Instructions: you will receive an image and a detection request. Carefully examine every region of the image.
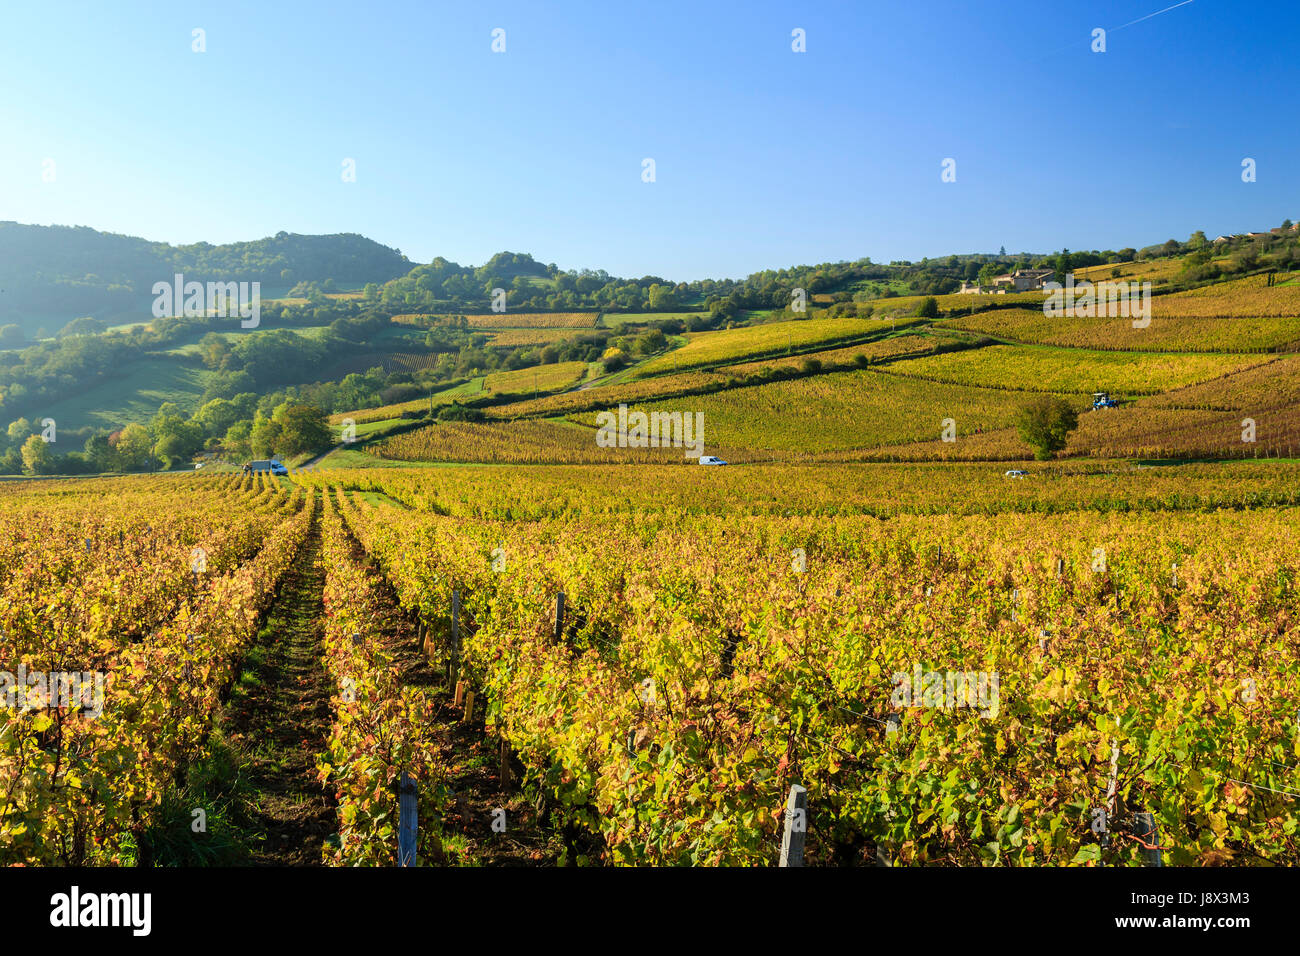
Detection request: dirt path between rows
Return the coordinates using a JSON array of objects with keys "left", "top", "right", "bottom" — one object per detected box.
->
[
  {"left": 334, "top": 499, "right": 564, "bottom": 865},
  {"left": 222, "top": 510, "right": 337, "bottom": 865}
]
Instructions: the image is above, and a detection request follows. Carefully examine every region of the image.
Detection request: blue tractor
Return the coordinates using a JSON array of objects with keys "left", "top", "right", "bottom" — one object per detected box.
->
[{"left": 1092, "top": 391, "right": 1120, "bottom": 410}]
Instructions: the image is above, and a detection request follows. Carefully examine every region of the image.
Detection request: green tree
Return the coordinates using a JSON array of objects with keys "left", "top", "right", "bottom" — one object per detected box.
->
[
  {"left": 196, "top": 398, "right": 240, "bottom": 438},
  {"left": 198, "top": 332, "right": 233, "bottom": 371},
  {"left": 250, "top": 415, "right": 282, "bottom": 458},
  {"left": 57, "top": 316, "right": 107, "bottom": 337},
  {"left": 274, "top": 403, "right": 331, "bottom": 456},
  {"left": 635, "top": 328, "right": 667, "bottom": 354},
  {"left": 1015, "top": 396, "right": 1079, "bottom": 461},
  {"left": 84, "top": 434, "right": 115, "bottom": 472},
  {"left": 6, "top": 417, "right": 33, "bottom": 443},
  {"left": 154, "top": 432, "right": 194, "bottom": 468},
  {"left": 21, "top": 434, "right": 55, "bottom": 475},
  {"left": 914, "top": 296, "right": 939, "bottom": 318},
  {"left": 648, "top": 283, "right": 677, "bottom": 310},
  {"left": 1054, "top": 248, "right": 1071, "bottom": 284},
  {"left": 113, "top": 424, "right": 157, "bottom": 472},
  {"left": 151, "top": 406, "right": 205, "bottom": 460},
  {"left": 224, "top": 420, "right": 253, "bottom": 459}
]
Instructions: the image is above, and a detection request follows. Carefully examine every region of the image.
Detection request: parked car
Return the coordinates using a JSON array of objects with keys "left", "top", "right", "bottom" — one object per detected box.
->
[
  {"left": 698, "top": 455, "right": 729, "bottom": 466},
  {"left": 1004, "top": 469, "right": 1028, "bottom": 478}
]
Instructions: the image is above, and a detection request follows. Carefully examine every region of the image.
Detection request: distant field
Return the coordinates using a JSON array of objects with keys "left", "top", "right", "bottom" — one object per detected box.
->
[
  {"left": 605, "top": 312, "right": 708, "bottom": 327},
  {"left": 722, "top": 333, "right": 946, "bottom": 374},
  {"left": 1072, "top": 256, "right": 1203, "bottom": 284},
  {"left": 329, "top": 393, "right": 460, "bottom": 426},
  {"left": 482, "top": 361, "right": 588, "bottom": 396},
  {"left": 373, "top": 418, "right": 694, "bottom": 464},
  {"left": 393, "top": 312, "right": 599, "bottom": 330},
  {"left": 485, "top": 328, "right": 581, "bottom": 347},
  {"left": 1066, "top": 403, "right": 1300, "bottom": 459},
  {"left": 488, "top": 335, "right": 953, "bottom": 420},
  {"left": 869, "top": 290, "right": 1046, "bottom": 316},
  {"left": 36, "top": 358, "right": 214, "bottom": 431},
  {"left": 105, "top": 318, "right": 154, "bottom": 333},
  {"left": 1144, "top": 355, "right": 1300, "bottom": 410},
  {"left": 328, "top": 362, "right": 588, "bottom": 427},
  {"left": 881, "top": 344, "right": 1270, "bottom": 396},
  {"left": 872, "top": 397, "right": 1300, "bottom": 462},
  {"left": 633, "top": 317, "right": 909, "bottom": 378},
  {"left": 163, "top": 324, "right": 335, "bottom": 355},
  {"left": 489, "top": 368, "right": 733, "bottom": 419},
  {"left": 1155, "top": 274, "right": 1300, "bottom": 317},
  {"left": 568, "top": 368, "right": 1068, "bottom": 456},
  {"left": 940, "top": 308, "right": 1300, "bottom": 353}
]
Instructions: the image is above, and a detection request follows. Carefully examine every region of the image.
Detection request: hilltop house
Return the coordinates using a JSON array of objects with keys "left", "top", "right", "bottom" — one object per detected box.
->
[
  {"left": 960, "top": 268, "right": 1054, "bottom": 294},
  {"left": 1004, "top": 268, "right": 1055, "bottom": 290}
]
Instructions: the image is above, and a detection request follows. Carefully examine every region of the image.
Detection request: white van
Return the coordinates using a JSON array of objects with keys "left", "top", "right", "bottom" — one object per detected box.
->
[
  {"left": 246, "top": 459, "right": 289, "bottom": 476},
  {"left": 698, "top": 456, "right": 729, "bottom": 466}
]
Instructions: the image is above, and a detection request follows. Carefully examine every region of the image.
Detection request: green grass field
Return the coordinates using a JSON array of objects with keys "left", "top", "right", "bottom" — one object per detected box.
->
[{"left": 37, "top": 358, "right": 215, "bottom": 432}]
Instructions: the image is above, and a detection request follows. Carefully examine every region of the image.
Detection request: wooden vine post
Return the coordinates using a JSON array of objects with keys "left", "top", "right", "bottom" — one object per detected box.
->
[{"left": 499, "top": 737, "right": 512, "bottom": 791}]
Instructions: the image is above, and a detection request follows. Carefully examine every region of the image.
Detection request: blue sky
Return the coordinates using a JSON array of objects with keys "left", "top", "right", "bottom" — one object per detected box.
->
[{"left": 1, "top": 0, "right": 1296, "bottom": 280}]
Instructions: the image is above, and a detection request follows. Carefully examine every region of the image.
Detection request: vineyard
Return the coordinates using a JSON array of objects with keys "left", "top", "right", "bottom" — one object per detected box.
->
[
  {"left": 482, "top": 361, "right": 590, "bottom": 396},
  {"left": 631, "top": 316, "right": 914, "bottom": 378},
  {"left": 0, "top": 474, "right": 311, "bottom": 864},
  {"left": 878, "top": 345, "right": 1269, "bottom": 396},
  {"left": 374, "top": 419, "right": 698, "bottom": 464},
  {"left": 940, "top": 308, "right": 1300, "bottom": 353},
  {"left": 485, "top": 328, "right": 583, "bottom": 348},
  {"left": 306, "top": 464, "right": 1300, "bottom": 865},
  {"left": 1156, "top": 275, "right": 1300, "bottom": 318},
  {"left": 566, "top": 369, "right": 1057, "bottom": 456},
  {"left": 4, "top": 462, "right": 1298, "bottom": 866}
]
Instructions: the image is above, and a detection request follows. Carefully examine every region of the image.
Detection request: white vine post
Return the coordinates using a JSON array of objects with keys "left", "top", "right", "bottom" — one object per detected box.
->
[{"left": 780, "top": 783, "right": 807, "bottom": 867}]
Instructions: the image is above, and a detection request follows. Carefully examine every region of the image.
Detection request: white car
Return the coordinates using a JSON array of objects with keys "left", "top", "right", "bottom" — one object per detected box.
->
[
  {"left": 698, "top": 455, "right": 729, "bottom": 466},
  {"left": 1004, "top": 469, "right": 1028, "bottom": 478}
]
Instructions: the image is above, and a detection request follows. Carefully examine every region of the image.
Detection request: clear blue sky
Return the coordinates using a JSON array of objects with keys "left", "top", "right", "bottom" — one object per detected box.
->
[{"left": 2, "top": 0, "right": 1296, "bottom": 280}]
